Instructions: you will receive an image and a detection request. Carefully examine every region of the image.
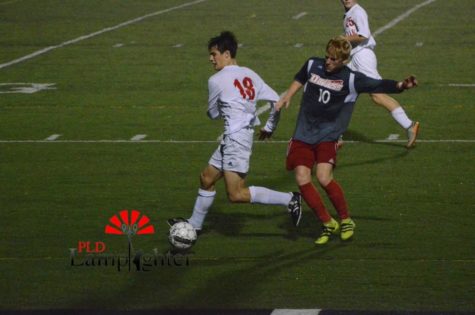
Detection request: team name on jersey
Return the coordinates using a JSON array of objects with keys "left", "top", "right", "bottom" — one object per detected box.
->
[{"left": 309, "top": 73, "right": 344, "bottom": 91}]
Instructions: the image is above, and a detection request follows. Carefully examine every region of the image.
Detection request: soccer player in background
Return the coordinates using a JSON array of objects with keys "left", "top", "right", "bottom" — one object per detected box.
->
[
  {"left": 340, "top": 0, "right": 420, "bottom": 148},
  {"left": 168, "top": 31, "right": 302, "bottom": 232},
  {"left": 277, "top": 36, "right": 417, "bottom": 245}
]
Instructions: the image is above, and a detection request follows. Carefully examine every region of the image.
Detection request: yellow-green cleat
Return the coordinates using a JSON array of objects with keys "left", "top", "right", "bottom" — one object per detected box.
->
[
  {"left": 315, "top": 218, "right": 340, "bottom": 245},
  {"left": 340, "top": 218, "right": 356, "bottom": 241}
]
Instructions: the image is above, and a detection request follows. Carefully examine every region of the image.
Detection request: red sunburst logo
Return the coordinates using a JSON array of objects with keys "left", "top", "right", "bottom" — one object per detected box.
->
[{"left": 105, "top": 209, "right": 155, "bottom": 236}]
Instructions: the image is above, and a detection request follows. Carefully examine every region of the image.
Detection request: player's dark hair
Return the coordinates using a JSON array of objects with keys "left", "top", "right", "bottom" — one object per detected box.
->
[{"left": 208, "top": 31, "right": 238, "bottom": 58}]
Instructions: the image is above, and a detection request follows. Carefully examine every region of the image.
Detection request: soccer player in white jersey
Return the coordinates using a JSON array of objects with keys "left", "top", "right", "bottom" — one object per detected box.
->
[
  {"left": 340, "top": 0, "right": 420, "bottom": 148},
  {"left": 168, "top": 31, "right": 302, "bottom": 233}
]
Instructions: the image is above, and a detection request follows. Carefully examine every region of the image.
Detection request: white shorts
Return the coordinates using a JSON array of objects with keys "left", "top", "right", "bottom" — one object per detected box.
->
[
  {"left": 209, "top": 128, "right": 253, "bottom": 174},
  {"left": 348, "top": 48, "right": 382, "bottom": 80}
]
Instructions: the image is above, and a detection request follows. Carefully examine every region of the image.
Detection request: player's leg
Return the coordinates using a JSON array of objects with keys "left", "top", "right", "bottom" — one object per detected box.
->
[
  {"left": 315, "top": 142, "right": 355, "bottom": 242},
  {"left": 370, "top": 93, "right": 420, "bottom": 148},
  {"left": 223, "top": 170, "right": 295, "bottom": 206},
  {"left": 316, "top": 162, "right": 348, "bottom": 219},
  {"left": 370, "top": 93, "right": 411, "bottom": 126},
  {"left": 221, "top": 170, "right": 302, "bottom": 226},
  {"left": 287, "top": 140, "right": 334, "bottom": 233},
  {"left": 223, "top": 130, "right": 298, "bottom": 206},
  {"left": 351, "top": 49, "right": 419, "bottom": 147},
  {"left": 351, "top": 49, "right": 404, "bottom": 117},
  {"left": 221, "top": 129, "right": 302, "bottom": 225},
  {"left": 223, "top": 170, "right": 250, "bottom": 203},
  {"left": 315, "top": 162, "right": 354, "bottom": 240},
  {"left": 177, "top": 142, "right": 225, "bottom": 231},
  {"left": 184, "top": 164, "right": 222, "bottom": 230}
]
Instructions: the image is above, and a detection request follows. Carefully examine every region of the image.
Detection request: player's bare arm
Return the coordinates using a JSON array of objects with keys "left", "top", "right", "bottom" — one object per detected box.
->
[
  {"left": 343, "top": 34, "right": 367, "bottom": 46},
  {"left": 276, "top": 81, "right": 303, "bottom": 111}
]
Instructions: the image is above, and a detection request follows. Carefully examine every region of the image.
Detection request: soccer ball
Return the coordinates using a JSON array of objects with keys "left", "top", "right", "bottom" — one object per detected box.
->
[{"left": 168, "top": 222, "right": 197, "bottom": 250}]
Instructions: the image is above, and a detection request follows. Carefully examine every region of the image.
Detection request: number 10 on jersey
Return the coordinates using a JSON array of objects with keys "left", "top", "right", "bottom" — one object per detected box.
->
[{"left": 234, "top": 77, "right": 255, "bottom": 100}]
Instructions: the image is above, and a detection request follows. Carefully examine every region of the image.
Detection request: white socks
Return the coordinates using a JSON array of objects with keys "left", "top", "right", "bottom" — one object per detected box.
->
[
  {"left": 249, "top": 186, "right": 292, "bottom": 206},
  {"left": 188, "top": 189, "right": 216, "bottom": 230},
  {"left": 391, "top": 107, "right": 412, "bottom": 129},
  {"left": 188, "top": 186, "right": 292, "bottom": 229}
]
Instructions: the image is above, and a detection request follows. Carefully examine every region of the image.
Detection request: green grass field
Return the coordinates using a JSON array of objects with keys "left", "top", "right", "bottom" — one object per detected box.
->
[{"left": 1, "top": 0, "right": 474, "bottom": 312}]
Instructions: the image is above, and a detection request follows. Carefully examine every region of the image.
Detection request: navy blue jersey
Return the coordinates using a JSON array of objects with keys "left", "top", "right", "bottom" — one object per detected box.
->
[{"left": 292, "top": 57, "right": 402, "bottom": 144}]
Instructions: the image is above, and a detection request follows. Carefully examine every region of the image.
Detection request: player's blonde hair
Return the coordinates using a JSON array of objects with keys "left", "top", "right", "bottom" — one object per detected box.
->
[{"left": 326, "top": 36, "right": 352, "bottom": 64}]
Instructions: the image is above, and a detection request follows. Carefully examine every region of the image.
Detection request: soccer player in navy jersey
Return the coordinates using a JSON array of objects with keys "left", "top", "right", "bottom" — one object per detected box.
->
[{"left": 276, "top": 36, "right": 417, "bottom": 245}]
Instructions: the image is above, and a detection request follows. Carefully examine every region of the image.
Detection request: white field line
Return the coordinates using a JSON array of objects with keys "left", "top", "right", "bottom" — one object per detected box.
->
[
  {"left": 292, "top": 12, "right": 307, "bottom": 20},
  {"left": 0, "top": 0, "right": 20, "bottom": 4},
  {"left": 386, "top": 134, "right": 400, "bottom": 140},
  {"left": 0, "top": 0, "right": 20, "bottom": 5},
  {"left": 0, "top": 0, "right": 207, "bottom": 70},
  {"left": 0, "top": 139, "right": 474, "bottom": 144},
  {"left": 272, "top": 310, "right": 320, "bottom": 315},
  {"left": 373, "top": 0, "right": 437, "bottom": 37},
  {"left": 1, "top": 256, "right": 474, "bottom": 262},
  {"left": 45, "top": 134, "right": 61, "bottom": 141},
  {"left": 130, "top": 134, "right": 147, "bottom": 141},
  {"left": 448, "top": 83, "right": 475, "bottom": 87}
]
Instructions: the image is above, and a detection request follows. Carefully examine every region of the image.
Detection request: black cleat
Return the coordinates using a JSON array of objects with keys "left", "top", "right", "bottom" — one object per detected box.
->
[
  {"left": 167, "top": 217, "right": 187, "bottom": 227},
  {"left": 167, "top": 217, "right": 202, "bottom": 234},
  {"left": 287, "top": 192, "right": 302, "bottom": 227}
]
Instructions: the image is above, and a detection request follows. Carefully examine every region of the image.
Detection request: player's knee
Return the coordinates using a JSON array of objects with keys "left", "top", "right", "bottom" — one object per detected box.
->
[
  {"left": 294, "top": 168, "right": 312, "bottom": 186},
  {"left": 316, "top": 173, "right": 332, "bottom": 187},
  {"left": 199, "top": 171, "right": 214, "bottom": 190}
]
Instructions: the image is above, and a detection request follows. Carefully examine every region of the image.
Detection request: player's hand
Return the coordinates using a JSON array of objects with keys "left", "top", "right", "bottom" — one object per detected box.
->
[
  {"left": 275, "top": 98, "right": 290, "bottom": 112},
  {"left": 399, "top": 75, "right": 418, "bottom": 90},
  {"left": 258, "top": 128, "right": 273, "bottom": 141}
]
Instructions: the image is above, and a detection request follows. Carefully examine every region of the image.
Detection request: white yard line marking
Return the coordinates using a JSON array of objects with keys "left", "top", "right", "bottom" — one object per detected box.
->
[
  {"left": 0, "top": 82, "right": 56, "bottom": 94},
  {"left": 373, "top": 0, "right": 437, "bottom": 37},
  {"left": 448, "top": 83, "right": 475, "bottom": 87},
  {"left": 130, "top": 134, "right": 147, "bottom": 141},
  {"left": 0, "top": 0, "right": 208, "bottom": 70},
  {"left": 1, "top": 139, "right": 474, "bottom": 144},
  {"left": 386, "top": 134, "right": 400, "bottom": 141},
  {"left": 272, "top": 310, "right": 321, "bottom": 315},
  {"left": 45, "top": 134, "right": 61, "bottom": 141},
  {"left": 292, "top": 12, "right": 307, "bottom": 20},
  {"left": 0, "top": 0, "right": 20, "bottom": 5}
]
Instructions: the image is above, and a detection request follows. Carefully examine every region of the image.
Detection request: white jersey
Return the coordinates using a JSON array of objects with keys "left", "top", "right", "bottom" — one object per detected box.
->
[
  {"left": 207, "top": 65, "right": 280, "bottom": 135},
  {"left": 343, "top": 4, "right": 376, "bottom": 56}
]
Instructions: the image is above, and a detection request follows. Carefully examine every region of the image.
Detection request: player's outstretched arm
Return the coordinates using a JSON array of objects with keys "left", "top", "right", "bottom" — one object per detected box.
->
[
  {"left": 397, "top": 75, "right": 418, "bottom": 90},
  {"left": 276, "top": 81, "right": 303, "bottom": 111}
]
